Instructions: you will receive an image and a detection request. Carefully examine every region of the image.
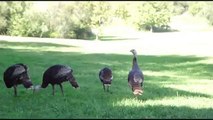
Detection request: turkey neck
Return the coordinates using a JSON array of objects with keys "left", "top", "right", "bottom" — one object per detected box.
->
[{"left": 132, "top": 56, "right": 139, "bottom": 70}]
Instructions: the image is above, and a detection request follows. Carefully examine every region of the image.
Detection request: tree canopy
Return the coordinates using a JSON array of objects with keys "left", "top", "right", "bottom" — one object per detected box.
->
[{"left": 0, "top": 1, "right": 212, "bottom": 39}]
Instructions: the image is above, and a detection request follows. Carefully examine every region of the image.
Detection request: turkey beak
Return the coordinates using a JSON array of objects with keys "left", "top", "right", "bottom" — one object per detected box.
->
[
  {"left": 27, "top": 85, "right": 34, "bottom": 90},
  {"left": 33, "top": 85, "right": 42, "bottom": 93},
  {"left": 72, "top": 86, "right": 80, "bottom": 89}
]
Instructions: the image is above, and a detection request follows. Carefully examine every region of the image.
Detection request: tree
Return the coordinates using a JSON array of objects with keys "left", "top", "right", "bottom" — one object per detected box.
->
[
  {"left": 172, "top": 1, "right": 189, "bottom": 15},
  {"left": 188, "top": 2, "right": 204, "bottom": 16},
  {"left": 199, "top": 2, "right": 213, "bottom": 25},
  {"left": 133, "top": 2, "right": 173, "bottom": 31},
  {"left": 7, "top": 1, "right": 32, "bottom": 36},
  {"left": 0, "top": 2, "right": 8, "bottom": 34}
]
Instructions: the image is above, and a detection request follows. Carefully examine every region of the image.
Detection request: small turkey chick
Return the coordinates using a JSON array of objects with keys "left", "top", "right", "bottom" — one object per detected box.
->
[
  {"left": 128, "top": 49, "right": 144, "bottom": 96},
  {"left": 99, "top": 67, "right": 113, "bottom": 92}
]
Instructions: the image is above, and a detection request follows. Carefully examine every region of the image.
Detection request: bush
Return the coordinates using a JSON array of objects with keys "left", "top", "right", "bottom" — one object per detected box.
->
[
  {"left": 74, "top": 27, "right": 95, "bottom": 40},
  {"left": 133, "top": 2, "right": 173, "bottom": 31},
  {"left": 200, "top": 3, "right": 213, "bottom": 25},
  {"left": 188, "top": 2, "right": 204, "bottom": 16},
  {"left": 0, "top": 2, "right": 11, "bottom": 34},
  {"left": 172, "top": 1, "right": 189, "bottom": 15},
  {"left": 0, "top": 17, "right": 7, "bottom": 34}
]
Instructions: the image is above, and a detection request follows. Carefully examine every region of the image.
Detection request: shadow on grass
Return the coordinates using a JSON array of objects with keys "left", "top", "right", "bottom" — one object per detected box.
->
[
  {"left": 152, "top": 25, "right": 180, "bottom": 33},
  {"left": 0, "top": 41, "right": 76, "bottom": 47},
  {"left": 99, "top": 35, "right": 139, "bottom": 41}
]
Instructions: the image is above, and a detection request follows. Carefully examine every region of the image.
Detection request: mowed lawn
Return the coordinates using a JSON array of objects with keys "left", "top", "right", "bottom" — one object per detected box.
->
[{"left": 0, "top": 41, "right": 213, "bottom": 119}]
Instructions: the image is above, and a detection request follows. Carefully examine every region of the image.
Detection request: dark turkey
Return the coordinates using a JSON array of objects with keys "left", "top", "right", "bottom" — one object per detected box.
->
[
  {"left": 128, "top": 49, "right": 144, "bottom": 96},
  {"left": 3, "top": 63, "right": 34, "bottom": 96},
  {"left": 39, "top": 64, "right": 79, "bottom": 96},
  {"left": 99, "top": 67, "right": 113, "bottom": 92}
]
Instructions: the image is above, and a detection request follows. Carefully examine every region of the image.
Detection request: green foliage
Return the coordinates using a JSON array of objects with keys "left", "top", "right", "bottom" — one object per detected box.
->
[
  {"left": 172, "top": 1, "right": 189, "bottom": 15},
  {"left": 112, "top": 2, "right": 130, "bottom": 21},
  {"left": 7, "top": 2, "right": 33, "bottom": 36},
  {"left": 199, "top": 2, "right": 213, "bottom": 25},
  {"left": 8, "top": 4, "right": 50, "bottom": 37},
  {"left": 90, "top": 2, "right": 112, "bottom": 27},
  {"left": 175, "top": 2, "right": 213, "bottom": 26},
  {"left": 45, "top": 3, "right": 75, "bottom": 38},
  {"left": 188, "top": 2, "right": 204, "bottom": 16},
  {"left": 1, "top": 1, "right": 213, "bottom": 39},
  {"left": 61, "top": 2, "right": 96, "bottom": 39},
  {"left": 24, "top": 11, "right": 49, "bottom": 37},
  {"left": 0, "top": 2, "right": 11, "bottom": 34},
  {"left": 46, "top": 2, "right": 110, "bottom": 39},
  {"left": 134, "top": 2, "right": 173, "bottom": 31}
]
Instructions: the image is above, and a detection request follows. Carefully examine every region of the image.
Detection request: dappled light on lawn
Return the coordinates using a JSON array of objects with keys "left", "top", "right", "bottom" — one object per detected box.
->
[
  {"left": 164, "top": 80, "right": 213, "bottom": 96},
  {"left": 145, "top": 70, "right": 190, "bottom": 79}
]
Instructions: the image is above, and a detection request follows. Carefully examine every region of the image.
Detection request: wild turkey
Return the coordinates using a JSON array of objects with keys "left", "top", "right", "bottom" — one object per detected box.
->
[
  {"left": 3, "top": 63, "right": 34, "bottom": 96},
  {"left": 35, "top": 64, "right": 79, "bottom": 96},
  {"left": 128, "top": 49, "right": 144, "bottom": 96},
  {"left": 99, "top": 67, "right": 113, "bottom": 92}
]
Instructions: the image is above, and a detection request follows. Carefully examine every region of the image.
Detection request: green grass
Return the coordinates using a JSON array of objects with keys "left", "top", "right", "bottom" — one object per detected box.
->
[{"left": 0, "top": 41, "right": 213, "bottom": 119}]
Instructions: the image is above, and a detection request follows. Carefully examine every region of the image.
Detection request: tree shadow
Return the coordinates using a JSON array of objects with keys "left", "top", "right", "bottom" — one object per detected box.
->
[
  {"left": 0, "top": 41, "right": 75, "bottom": 47},
  {"left": 152, "top": 25, "right": 180, "bottom": 33},
  {"left": 99, "top": 35, "right": 139, "bottom": 41}
]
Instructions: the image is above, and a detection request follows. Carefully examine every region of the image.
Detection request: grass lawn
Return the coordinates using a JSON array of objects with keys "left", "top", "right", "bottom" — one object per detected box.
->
[{"left": 0, "top": 41, "right": 213, "bottom": 119}]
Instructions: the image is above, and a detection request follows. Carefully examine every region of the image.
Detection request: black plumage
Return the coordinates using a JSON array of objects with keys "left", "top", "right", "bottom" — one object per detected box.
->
[
  {"left": 3, "top": 63, "right": 33, "bottom": 96},
  {"left": 41, "top": 64, "right": 79, "bottom": 95},
  {"left": 99, "top": 67, "right": 113, "bottom": 92},
  {"left": 128, "top": 49, "right": 144, "bottom": 96}
]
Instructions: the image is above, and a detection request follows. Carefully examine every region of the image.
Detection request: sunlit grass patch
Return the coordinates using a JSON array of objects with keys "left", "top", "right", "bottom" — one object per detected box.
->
[
  {"left": 164, "top": 80, "right": 213, "bottom": 96},
  {"left": 114, "top": 96, "right": 213, "bottom": 109}
]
